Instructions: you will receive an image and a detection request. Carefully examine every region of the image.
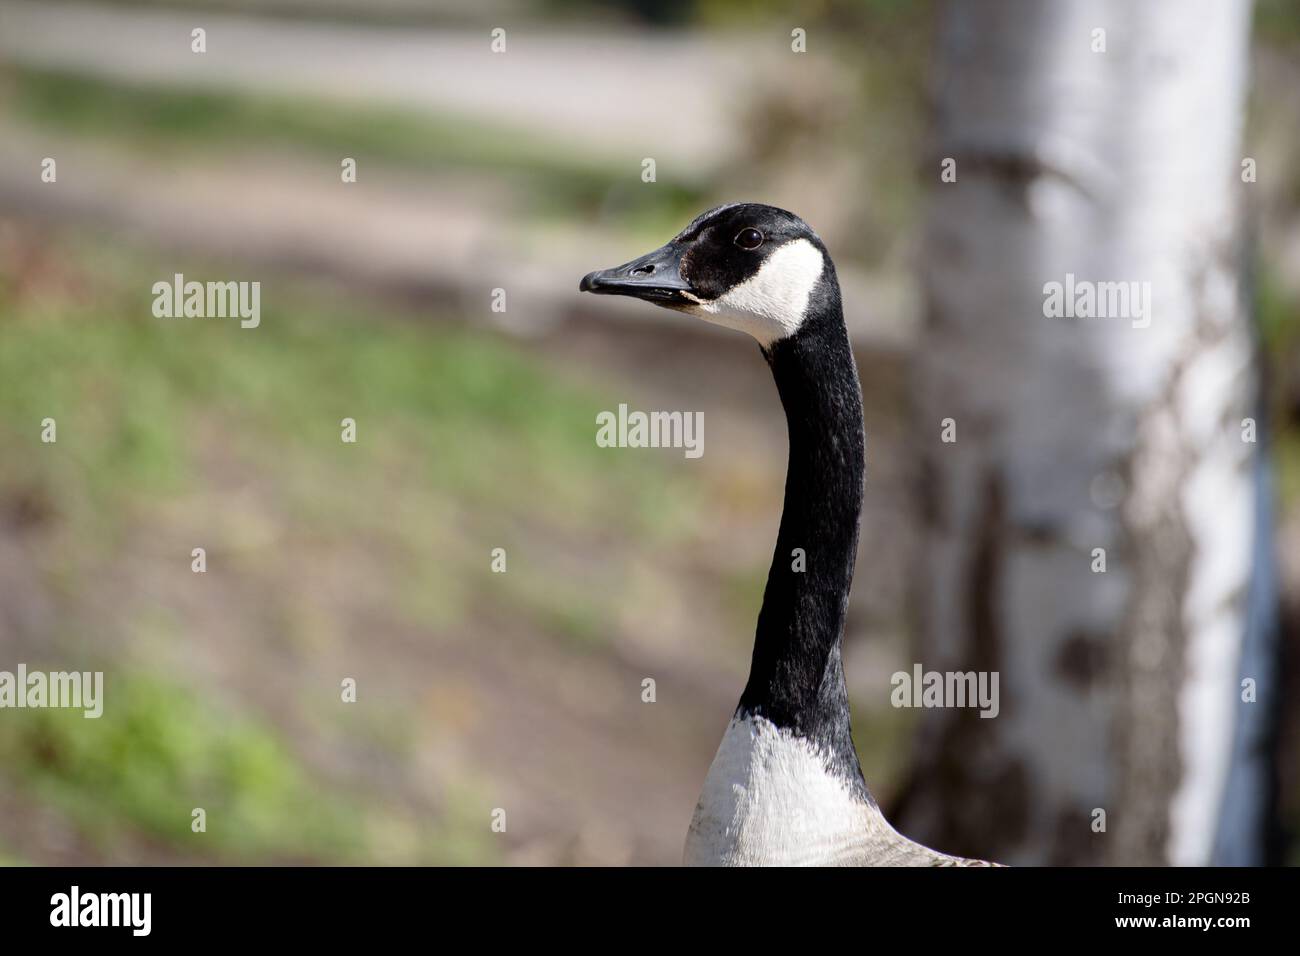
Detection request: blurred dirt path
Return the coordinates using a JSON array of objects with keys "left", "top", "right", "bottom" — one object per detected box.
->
[
  {"left": 0, "top": 0, "right": 756, "bottom": 169},
  {"left": 0, "top": 116, "right": 919, "bottom": 347}
]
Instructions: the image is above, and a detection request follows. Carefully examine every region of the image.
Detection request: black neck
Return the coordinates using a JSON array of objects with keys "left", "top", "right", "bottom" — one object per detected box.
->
[{"left": 736, "top": 283, "right": 868, "bottom": 789}]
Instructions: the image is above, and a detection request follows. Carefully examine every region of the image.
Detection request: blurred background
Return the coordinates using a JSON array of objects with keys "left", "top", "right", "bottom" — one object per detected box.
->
[{"left": 0, "top": 0, "right": 1295, "bottom": 866}]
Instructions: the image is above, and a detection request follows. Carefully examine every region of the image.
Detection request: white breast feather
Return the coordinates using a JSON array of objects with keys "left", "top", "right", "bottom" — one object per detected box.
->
[
  {"left": 684, "top": 715, "right": 883, "bottom": 866},
  {"left": 684, "top": 715, "right": 981, "bottom": 866}
]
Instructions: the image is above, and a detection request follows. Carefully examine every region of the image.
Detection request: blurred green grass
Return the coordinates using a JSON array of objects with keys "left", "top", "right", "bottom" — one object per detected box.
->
[
  {"left": 0, "top": 233, "right": 710, "bottom": 862},
  {"left": 2, "top": 674, "right": 395, "bottom": 862},
  {"left": 2, "top": 670, "right": 500, "bottom": 864},
  {"left": 0, "top": 232, "right": 706, "bottom": 615}
]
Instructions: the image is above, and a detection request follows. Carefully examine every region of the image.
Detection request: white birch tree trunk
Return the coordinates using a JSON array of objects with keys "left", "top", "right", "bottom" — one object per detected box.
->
[{"left": 901, "top": 0, "right": 1274, "bottom": 865}]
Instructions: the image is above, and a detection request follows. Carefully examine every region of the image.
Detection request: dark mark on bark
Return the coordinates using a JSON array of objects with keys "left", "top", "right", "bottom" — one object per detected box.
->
[{"left": 1056, "top": 630, "right": 1110, "bottom": 691}]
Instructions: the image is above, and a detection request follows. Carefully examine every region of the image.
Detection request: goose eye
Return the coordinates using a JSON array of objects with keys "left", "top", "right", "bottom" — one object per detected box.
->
[{"left": 735, "top": 228, "right": 763, "bottom": 251}]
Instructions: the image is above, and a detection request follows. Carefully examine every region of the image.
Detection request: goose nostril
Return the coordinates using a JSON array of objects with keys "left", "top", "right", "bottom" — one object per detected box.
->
[{"left": 630, "top": 263, "right": 656, "bottom": 276}]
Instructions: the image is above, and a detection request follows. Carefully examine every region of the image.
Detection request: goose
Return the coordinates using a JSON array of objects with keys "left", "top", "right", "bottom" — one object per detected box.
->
[{"left": 580, "top": 203, "right": 999, "bottom": 866}]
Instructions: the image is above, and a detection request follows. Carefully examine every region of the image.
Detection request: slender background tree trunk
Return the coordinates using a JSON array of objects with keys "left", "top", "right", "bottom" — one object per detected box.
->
[{"left": 900, "top": 0, "right": 1276, "bottom": 865}]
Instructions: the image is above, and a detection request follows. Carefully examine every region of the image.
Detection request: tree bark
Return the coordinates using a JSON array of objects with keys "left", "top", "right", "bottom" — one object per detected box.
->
[{"left": 901, "top": 0, "right": 1274, "bottom": 865}]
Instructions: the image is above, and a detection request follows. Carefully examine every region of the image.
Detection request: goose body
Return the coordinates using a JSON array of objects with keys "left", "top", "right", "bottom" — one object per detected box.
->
[{"left": 581, "top": 203, "right": 997, "bottom": 867}]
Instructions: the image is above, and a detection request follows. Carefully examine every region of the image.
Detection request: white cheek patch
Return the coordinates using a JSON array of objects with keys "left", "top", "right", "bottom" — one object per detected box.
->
[{"left": 686, "top": 238, "right": 826, "bottom": 347}]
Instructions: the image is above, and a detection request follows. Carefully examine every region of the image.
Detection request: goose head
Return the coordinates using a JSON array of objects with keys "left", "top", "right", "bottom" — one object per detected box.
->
[{"left": 579, "top": 203, "right": 834, "bottom": 348}]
